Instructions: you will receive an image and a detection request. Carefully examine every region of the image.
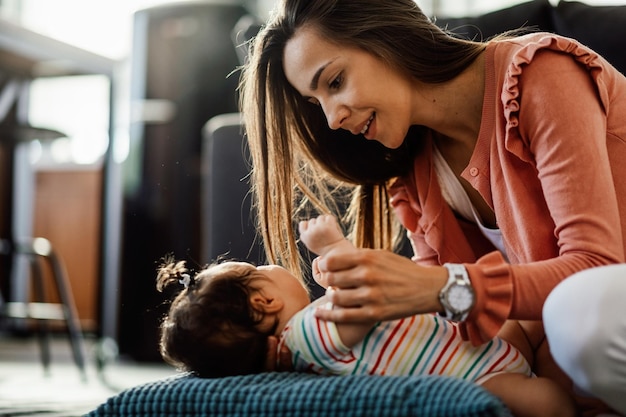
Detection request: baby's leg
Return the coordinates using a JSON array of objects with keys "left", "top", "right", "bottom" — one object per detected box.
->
[
  {"left": 497, "top": 320, "right": 617, "bottom": 416},
  {"left": 299, "top": 214, "right": 352, "bottom": 256},
  {"left": 480, "top": 373, "right": 577, "bottom": 417}
]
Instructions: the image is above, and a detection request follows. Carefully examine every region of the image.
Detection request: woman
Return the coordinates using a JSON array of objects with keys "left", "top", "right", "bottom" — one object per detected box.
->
[{"left": 239, "top": 0, "right": 626, "bottom": 414}]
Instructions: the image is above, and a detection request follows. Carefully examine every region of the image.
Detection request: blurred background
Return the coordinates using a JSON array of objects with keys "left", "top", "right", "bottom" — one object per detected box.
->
[{"left": 0, "top": 0, "right": 623, "bottom": 370}]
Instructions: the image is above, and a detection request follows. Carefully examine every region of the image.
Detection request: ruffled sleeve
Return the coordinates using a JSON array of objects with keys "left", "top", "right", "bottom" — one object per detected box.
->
[{"left": 499, "top": 33, "right": 612, "bottom": 161}]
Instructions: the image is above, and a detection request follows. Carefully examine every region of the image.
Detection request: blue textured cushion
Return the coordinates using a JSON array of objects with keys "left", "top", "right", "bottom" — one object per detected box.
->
[{"left": 87, "top": 372, "right": 511, "bottom": 417}]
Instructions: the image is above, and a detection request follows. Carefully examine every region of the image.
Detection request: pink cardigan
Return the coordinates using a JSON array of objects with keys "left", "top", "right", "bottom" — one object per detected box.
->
[{"left": 389, "top": 33, "right": 626, "bottom": 345}]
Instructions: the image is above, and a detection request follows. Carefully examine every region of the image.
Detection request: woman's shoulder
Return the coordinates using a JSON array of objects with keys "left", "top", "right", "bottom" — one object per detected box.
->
[
  {"left": 486, "top": 31, "right": 623, "bottom": 120},
  {"left": 489, "top": 31, "right": 574, "bottom": 50},
  {"left": 488, "top": 32, "right": 615, "bottom": 74}
]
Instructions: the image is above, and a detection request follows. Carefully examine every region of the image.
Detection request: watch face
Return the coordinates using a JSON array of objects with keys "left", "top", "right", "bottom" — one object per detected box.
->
[{"left": 447, "top": 286, "right": 474, "bottom": 311}]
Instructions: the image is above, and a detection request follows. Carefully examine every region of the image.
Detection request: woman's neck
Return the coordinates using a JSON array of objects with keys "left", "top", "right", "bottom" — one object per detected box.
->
[{"left": 413, "top": 51, "right": 485, "bottom": 156}]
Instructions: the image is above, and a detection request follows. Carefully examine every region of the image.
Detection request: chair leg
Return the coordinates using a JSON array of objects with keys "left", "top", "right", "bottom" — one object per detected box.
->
[
  {"left": 14, "top": 237, "right": 88, "bottom": 381},
  {"left": 45, "top": 249, "right": 87, "bottom": 381},
  {"left": 30, "top": 256, "right": 51, "bottom": 376}
]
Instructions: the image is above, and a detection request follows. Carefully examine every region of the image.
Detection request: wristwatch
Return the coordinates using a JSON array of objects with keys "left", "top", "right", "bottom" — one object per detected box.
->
[{"left": 438, "top": 263, "right": 475, "bottom": 322}]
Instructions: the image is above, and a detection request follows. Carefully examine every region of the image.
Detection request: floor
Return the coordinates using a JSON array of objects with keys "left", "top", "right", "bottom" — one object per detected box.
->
[{"left": 0, "top": 330, "right": 178, "bottom": 416}]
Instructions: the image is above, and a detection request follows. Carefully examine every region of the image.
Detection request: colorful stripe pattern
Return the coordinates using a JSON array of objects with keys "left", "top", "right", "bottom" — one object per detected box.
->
[{"left": 279, "top": 299, "right": 531, "bottom": 383}]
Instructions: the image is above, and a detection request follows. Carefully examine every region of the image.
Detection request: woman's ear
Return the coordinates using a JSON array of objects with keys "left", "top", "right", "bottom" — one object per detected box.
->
[{"left": 250, "top": 292, "right": 284, "bottom": 313}]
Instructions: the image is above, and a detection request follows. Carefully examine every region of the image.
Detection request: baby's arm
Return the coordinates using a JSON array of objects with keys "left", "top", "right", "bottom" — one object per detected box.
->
[
  {"left": 299, "top": 214, "right": 354, "bottom": 256},
  {"left": 299, "top": 215, "right": 373, "bottom": 347}
]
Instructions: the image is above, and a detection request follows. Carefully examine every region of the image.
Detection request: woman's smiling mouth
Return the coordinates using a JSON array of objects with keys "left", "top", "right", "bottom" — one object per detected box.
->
[{"left": 360, "top": 113, "right": 375, "bottom": 135}]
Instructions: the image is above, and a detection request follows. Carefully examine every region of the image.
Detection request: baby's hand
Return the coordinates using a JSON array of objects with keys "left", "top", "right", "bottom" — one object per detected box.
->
[
  {"left": 311, "top": 256, "right": 329, "bottom": 288},
  {"left": 299, "top": 214, "right": 345, "bottom": 256}
]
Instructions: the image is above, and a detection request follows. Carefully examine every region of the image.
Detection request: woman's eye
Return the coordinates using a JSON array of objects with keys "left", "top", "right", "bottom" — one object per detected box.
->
[{"left": 329, "top": 73, "right": 343, "bottom": 90}]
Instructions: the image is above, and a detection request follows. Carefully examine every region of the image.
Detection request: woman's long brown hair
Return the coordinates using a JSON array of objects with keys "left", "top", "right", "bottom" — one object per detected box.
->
[{"left": 239, "top": 0, "right": 486, "bottom": 280}]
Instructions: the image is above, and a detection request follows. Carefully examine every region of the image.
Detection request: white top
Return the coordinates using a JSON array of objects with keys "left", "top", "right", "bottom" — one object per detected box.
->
[{"left": 432, "top": 145, "right": 508, "bottom": 259}]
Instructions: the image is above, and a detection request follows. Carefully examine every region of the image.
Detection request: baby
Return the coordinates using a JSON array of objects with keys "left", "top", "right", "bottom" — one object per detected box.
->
[{"left": 157, "top": 215, "right": 575, "bottom": 417}]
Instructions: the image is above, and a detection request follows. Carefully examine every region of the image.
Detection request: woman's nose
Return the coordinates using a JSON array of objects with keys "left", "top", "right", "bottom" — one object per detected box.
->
[{"left": 323, "top": 101, "right": 348, "bottom": 130}]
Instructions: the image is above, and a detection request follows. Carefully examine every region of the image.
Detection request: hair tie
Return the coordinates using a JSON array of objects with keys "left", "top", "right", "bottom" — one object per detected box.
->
[{"left": 179, "top": 273, "right": 193, "bottom": 289}]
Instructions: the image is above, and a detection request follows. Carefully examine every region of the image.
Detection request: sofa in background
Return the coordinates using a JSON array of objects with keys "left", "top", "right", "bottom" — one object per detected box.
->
[
  {"left": 87, "top": 1, "right": 626, "bottom": 416},
  {"left": 436, "top": 0, "right": 626, "bottom": 74}
]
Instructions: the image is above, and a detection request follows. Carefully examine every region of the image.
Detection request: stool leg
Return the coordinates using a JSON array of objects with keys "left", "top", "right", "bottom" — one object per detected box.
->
[
  {"left": 46, "top": 249, "right": 87, "bottom": 381},
  {"left": 16, "top": 237, "right": 88, "bottom": 381},
  {"left": 30, "top": 256, "right": 51, "bottom": 376}
]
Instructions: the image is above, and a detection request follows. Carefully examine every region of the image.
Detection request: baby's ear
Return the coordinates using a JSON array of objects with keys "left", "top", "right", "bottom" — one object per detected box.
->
[{"left": 250, "top": 292, "right": 283, "bottom": 313}]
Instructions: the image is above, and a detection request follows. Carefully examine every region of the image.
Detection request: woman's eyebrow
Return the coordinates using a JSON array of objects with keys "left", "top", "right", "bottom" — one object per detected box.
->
[{"left": 309, "top": 58, "right": 337, "bottom": 91}]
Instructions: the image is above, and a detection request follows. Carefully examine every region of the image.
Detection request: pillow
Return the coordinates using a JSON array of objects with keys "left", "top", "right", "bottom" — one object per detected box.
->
[
  {"left": 552, "top": 1, "right": 626, "bottom": 75},
  {"left": 87, "top": 372, "right": 510, "bottom": 417}
]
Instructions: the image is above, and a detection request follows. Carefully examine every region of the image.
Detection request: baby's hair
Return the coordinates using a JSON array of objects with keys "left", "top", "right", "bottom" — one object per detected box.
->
[
  {"left": 156, "top": 257, "right": 279, "bottom": 377},
  {"left": 156, "top": 256, "right": 193, "bottom": 292}
]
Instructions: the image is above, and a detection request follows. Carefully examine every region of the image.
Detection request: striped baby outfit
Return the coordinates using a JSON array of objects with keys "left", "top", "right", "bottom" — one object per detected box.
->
[{"left": 278, "top": 298, "right": 531, "bottom": 384}]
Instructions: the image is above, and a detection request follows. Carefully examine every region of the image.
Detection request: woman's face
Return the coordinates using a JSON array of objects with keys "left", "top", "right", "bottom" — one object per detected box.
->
[{"left": 283, "top": 26, "right": 417, "bottom": 149}]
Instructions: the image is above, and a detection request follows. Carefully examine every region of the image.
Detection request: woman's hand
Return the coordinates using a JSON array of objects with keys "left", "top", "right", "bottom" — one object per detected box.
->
[{"left": 314, "top": 247, "right": 447, "bottom": 323}]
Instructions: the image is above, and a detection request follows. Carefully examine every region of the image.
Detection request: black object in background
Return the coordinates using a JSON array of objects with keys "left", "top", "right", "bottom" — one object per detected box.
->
[{"left": 118, "top": 1, "right": 248, "bottom": 361}]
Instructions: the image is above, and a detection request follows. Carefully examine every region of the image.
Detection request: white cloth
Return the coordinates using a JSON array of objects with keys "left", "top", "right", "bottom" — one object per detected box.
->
[
  {"left": 543, "top": 264, "right": 626, "bottom": 415},
  {"left": 432, "top": 145, "right": 507, "bottom": 258}
]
